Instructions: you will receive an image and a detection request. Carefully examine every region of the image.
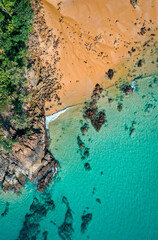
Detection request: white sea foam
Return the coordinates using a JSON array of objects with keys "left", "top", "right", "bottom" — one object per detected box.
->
[{"left": 45, "top": 107, "right": 72, "bottom": 129}]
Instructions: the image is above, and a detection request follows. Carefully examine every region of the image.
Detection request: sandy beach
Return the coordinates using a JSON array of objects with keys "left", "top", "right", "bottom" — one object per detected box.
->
[{"left": 36, "top": 0, "right": 158, "bottom": 115}]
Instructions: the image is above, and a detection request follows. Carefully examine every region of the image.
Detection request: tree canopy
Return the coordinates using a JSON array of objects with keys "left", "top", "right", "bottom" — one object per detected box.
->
[{"left": 0, "top": 0, "right": 33, "bottom": 151}]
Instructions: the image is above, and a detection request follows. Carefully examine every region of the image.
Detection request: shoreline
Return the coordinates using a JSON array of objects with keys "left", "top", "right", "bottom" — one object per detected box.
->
[
  {"left": 43, "top": 0, "right": 158, "bottom": 116},
  {"left": 45, "top": 106, "right": 73, "bottom": 129},
  {"left": 0, "top": 0, "right": 157, "bottom": 194}
]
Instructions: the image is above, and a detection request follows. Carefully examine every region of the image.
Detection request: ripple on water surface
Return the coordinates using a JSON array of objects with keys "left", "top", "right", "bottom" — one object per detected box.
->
[{"left": 0, "top": 74, "right": 158, "bottom": 240}]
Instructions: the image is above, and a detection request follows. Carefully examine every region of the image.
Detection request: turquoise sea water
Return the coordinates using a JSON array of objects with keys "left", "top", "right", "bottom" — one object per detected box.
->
[{"left": 0, "top": 74, "right": 158, "bottom": 240}]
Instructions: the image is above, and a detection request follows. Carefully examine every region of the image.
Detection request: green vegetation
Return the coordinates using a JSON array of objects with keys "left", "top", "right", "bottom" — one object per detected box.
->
[{"left": 0, "top": 0, "right": 33, "bottom": 151}]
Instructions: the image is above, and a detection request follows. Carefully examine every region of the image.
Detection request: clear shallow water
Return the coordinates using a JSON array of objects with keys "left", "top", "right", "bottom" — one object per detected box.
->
[{"left": 0, "top": 74, "right": 158, "bottom": 240}]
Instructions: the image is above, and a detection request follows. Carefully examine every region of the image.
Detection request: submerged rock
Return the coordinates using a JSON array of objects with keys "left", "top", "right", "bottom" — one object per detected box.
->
[
  {"left": 80, "top": 123, "right": 89, "bottom": 134},
  {"left": 90, "top": 99, "right": 97, "bottom": 108},
  {"left": 129, "top": 128, "right": 135, "bottom": 136},
  {"left": 43, "top": 231, "right": 48, "bottom": 240},
  {"left": 83, "top": 83, "right": 106, "bottom": 131},
  {"left": 1, "top": 202, "right": 9, "bottom": 217},
  {"left": 77, "top": 136, "right": 84, "bottom": 151},
  {"left": 81, "top": 213, "right": 93, "bottom": 233},
  {"left": 91, "top": 111, "right": 106, "bottom": 131},
  {"left": 58, "top": 197, "right": 74, "bottom": 240},
  {"left": 84, "top": 108, "right": 98, "bottom": 120},
  {"left": 84, "top": 149, "right": 89, "bottom": 158},
  {"left": 84, "top": 108, "right": 106, "bottom": 131},
  {"left": 117, "top": 104, "right": 123, "bottom": 112},
  {"left": 84, "top": 163, "right": 91, "bottom": 170},
  {"left": 108, "top": 98, "right": 113, "bottom": 103},
  {"left": 18, "top": 194, "right": 55, "bottom": 240},
  {"left": 96, "top": 198, "right": 101, "bottom": 204}
]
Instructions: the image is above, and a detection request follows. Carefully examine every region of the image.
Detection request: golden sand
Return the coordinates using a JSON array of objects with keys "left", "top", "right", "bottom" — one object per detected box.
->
[{"left": 40, "top": 0, "right": 158, "bottom": 115}]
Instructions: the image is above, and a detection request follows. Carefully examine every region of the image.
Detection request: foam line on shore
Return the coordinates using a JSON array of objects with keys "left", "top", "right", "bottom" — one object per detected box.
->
[{"left": 45, "top": 107, "right": 72, "bottom": 129}]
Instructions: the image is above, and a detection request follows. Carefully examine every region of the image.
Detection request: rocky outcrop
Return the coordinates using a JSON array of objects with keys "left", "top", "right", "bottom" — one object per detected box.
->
[
  {"left": 0, "top": 152, "right": 28, "bottom": 193},
  {"left": 0, "top": 0, "right": 61, "bottom": 194},
  {"left": 130, "top": 0, "right": 139, "bottom": 8},
  {"left": 83, "top": 83, "right": 106, "bottom": 131},
  {"left": 122, "top": 85, "right": 135, "bottom": 95},
  {"left": 106, "top": 69, "right": 114, "bottom": 80},
  {"left": 31, "top": 151, "right": 59, "bottom": 193},
  {"left": 0, "top": 149, "right": 59, "bottom": 193}
]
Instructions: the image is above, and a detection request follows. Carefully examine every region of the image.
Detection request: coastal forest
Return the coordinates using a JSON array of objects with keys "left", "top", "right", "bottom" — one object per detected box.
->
[{"left": 0, "top": 0, "right": 33, "bottom": 151}]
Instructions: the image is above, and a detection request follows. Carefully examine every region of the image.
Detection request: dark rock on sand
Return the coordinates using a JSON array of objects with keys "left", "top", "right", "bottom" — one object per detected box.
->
[
  {"left": 137, "top": 59, "right": 143, "bottom": 67},
  {"left": 106, "top": 69, "right": 114, "bottom": 79},
  {"left": 81, "top": 213, "right": 92, "bottom": 233},
  {"left": 130, "top": 0, "right": 139, "bottom": 8},
  {"left": 95, "top": 83, "right": 100, "bottom": 90}
]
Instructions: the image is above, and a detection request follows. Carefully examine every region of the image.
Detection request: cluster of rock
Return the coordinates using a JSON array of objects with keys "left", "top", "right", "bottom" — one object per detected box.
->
[
  {"left": 77, "top": 136, "right": 90, "bottom": 165},
  {"left": 76, "top": 83, "right": 106, "bottom": 171},
  {"left": 18, "top": 193, "right": 55, "bottom": 240},
  {"left": 0, "top": 85, "right": 59, "bottom": 193},
  {"left": 58, "top": 196, "right": 74, "bottom": 240},
  {"left": 0, "top": 0, "right": 60, "bottom": 194},
  {"left": 83, "top": 84, "right": 106, "bottom": 131},
  {"left": 0, "top": 152, "right": 28, "bottom": 193},
  {"left": 27, "top": 0, "right": 63, "bottom": 110},
  {"left": 31, "top": 151, "right": 59, "bottom": 193},
  {"left": 124, "top": 120, "right": 136, "bottom": 137},
  {"left": 122, "top": 85, "right": 135, "bottom": 95},
  {"left": 0, "top": 150, "right": 59, "bottom": 193}
]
